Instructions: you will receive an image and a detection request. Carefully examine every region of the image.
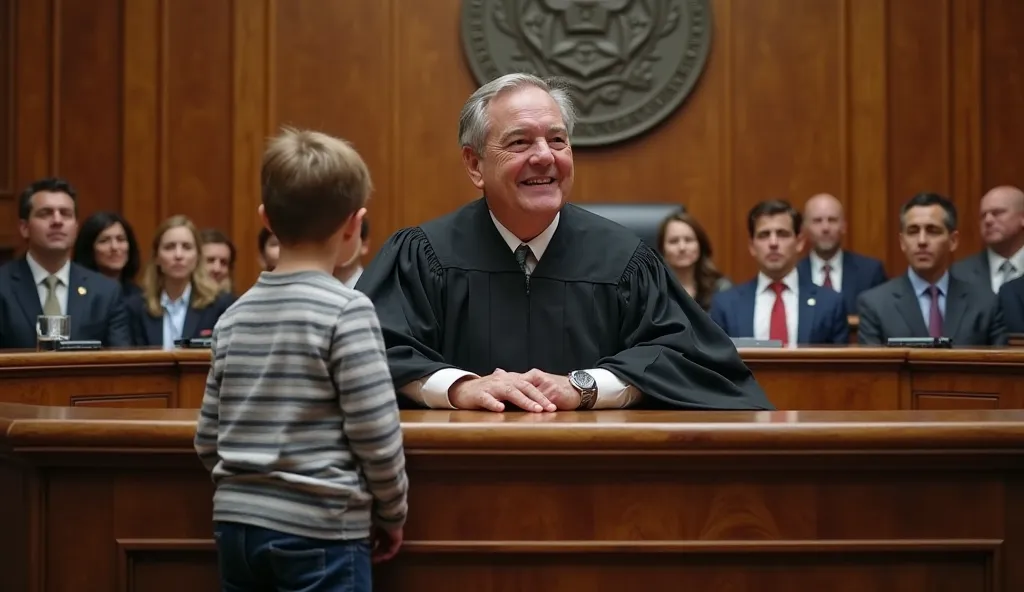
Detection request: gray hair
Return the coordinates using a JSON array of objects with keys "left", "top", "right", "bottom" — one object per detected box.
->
[{"left": 458, "top": 73, "right": 577, "bottom": 153}]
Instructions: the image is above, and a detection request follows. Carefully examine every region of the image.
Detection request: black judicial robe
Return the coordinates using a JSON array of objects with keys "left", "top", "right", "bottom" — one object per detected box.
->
[{"left": 356, "top": 198, "right": 773, "bottom": 410}]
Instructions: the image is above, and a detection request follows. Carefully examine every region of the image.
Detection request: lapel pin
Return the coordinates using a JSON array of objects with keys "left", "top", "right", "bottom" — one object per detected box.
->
[
  {"left": 807, "top": 298, "right": 816, "bottom": 306},
  {"left": 77, "top": 286, "right": 87, "bottom": 295}
]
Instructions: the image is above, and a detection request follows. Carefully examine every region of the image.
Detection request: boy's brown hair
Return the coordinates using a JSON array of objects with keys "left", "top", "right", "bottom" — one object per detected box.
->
[{"left": 261, "top": 127, "right": 372, "bottom": 244}]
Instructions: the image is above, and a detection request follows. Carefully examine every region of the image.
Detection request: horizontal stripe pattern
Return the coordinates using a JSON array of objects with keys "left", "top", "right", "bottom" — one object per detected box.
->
[{"left": 194, "top": 270, "right": 408, "bottom": 540}]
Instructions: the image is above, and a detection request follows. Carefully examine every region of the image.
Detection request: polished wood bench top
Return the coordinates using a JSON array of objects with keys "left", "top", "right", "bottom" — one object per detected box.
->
[{"left": 4, "top": 403, "right": 1024, "bottom": 451}]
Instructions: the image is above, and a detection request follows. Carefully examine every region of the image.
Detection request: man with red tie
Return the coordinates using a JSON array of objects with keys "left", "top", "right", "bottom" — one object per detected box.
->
[
  {"left": 710, "top": 200, "right": 849, "bottom": 345},
  {"left": 857, "top": 193, "right": 1007, "bottom": 346}
]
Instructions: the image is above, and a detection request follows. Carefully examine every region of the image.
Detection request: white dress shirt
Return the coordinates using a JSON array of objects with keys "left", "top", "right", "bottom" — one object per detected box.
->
[
  {"left": 160, "top": 283, "right": 192, "bottom": 350},
  {"left": 25, "top": 253, "right": 71, "bottom": 315},
  {"left": 808, "top": 250, "right": 843, "bottom": 292},
  {"left": 987, "top": 246, "right": 1024, "bottom": 293},
  {"left": 753, "top": 268, "right": 800, "bottom": 345},
  {"left": 399, "top": 211, "right": 643, "bottom": 410}
]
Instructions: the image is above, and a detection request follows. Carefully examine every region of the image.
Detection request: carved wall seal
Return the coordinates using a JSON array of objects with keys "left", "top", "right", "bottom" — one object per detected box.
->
[{"left": 461, "top": 0, "right": 713, "bottom": 147}]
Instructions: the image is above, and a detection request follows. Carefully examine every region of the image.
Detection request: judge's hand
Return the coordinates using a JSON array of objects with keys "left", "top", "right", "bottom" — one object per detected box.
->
[
  {"left": 521, "top": 369, "right": 581, "bottom": 411},
  {"left": 449, "top": 369, "right": 557, "bottom": 413}
]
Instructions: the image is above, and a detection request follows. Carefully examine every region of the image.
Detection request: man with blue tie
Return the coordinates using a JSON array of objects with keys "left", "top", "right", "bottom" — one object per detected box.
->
[
  {"left": 797, "top": 193, "right": 888, "bottom": 313},
  {"left": 710, "top": 200, "right": 848, "bottom": 345},
  {"left": 856, "top": 193, "right": 1007, "bottom": 346}
]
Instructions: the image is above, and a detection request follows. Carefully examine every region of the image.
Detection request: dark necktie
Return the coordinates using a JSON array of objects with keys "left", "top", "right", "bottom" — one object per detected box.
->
[
  {"left": 927, "top": 284, "right": 943, "bottom": 338},
  {"left": 769, "top": 281, "right": 788, "bottom": 345},
  {"left": 822, "top": 264, "right": 833, "bottom": 290},
  {"left": 514, "top": 244, "right": 531, "bottom": 294}
]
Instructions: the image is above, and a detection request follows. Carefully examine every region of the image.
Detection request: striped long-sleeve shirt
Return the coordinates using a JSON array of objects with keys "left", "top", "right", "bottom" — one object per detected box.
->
[{"left": 194, "top": 270, "right": 408, "bottom": 540}]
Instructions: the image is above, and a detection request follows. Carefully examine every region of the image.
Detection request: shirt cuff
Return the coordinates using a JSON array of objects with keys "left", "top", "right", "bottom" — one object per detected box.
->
[
  {"left": 398, "top": 368, "right": 478, "bottom": 409},
  {"left": 587, "top": 368, "right": 643, "bottom": 409}
]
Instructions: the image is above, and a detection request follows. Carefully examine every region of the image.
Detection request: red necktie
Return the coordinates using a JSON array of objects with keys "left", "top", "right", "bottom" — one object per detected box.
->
[
  {"left": 769, "top": 282, "right": 788, "bottom": 345},
  {"left": 822, "top": 264, "right": 833, "bottom": 289},
  {"left": 927, "top": 284, "right": 943, "bottom": 338}
]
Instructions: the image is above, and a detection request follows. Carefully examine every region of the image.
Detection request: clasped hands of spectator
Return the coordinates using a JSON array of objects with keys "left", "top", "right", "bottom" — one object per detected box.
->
[{"left": 449, "top": 368, "right": 580, "bottom": 412}]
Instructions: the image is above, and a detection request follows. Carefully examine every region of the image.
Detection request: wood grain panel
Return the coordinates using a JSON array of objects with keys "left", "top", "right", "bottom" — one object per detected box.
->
[
  {"left": 117, "top": 541, "right": 218, "bottom": 592},
  {"left": 56, "top": 0, "right": 122, "bottom": 217},
  {"left": 273, "top": 0, "right": 395, "bottom": 245},
  {"left": 5, "top": 0, "right": 1024, "bottom": 291},
  {"left": 164, "top": 0, "right": 232, "bottom": 233},
  {"left": 981, "top": 0, "right": 1024, "bottom": 190},
  {"left": 730, "top": 0, "right": 844, "bottom": 280}
]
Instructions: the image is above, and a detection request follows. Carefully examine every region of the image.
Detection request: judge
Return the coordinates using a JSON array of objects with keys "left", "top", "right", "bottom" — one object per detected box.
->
[{"left": 357, "top": 73, "right": 772, "bottom": 412}]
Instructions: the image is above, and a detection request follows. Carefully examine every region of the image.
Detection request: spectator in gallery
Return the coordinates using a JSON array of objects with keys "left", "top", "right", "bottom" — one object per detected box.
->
[
  {"left": 200, "top": 228, "right": 236, "bottom": 294},
  {"left": 0, "top": 177, "right": 131, "bottom": 349},
  {"left": 73, "top": 211, "right": 143, "bottom": 300},
  {"left": 127, "top": 215, "right": 235, "bottom": 348},
  {"left": 656, "top": 210, "right": 731, "bottom": 311}
]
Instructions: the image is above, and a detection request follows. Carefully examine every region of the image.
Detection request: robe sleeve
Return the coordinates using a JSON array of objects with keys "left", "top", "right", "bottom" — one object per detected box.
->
[
  {"left": 355, "top": 228, "right": 458, "bottom": 391},
  {"left": 596, "top": 244, "right": 775, "bottom": 410}
]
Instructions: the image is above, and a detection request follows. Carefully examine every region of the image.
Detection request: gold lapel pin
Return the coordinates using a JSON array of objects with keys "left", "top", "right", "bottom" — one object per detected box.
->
[
  {"left": 77, "top": 286, "right": 87, "bottom": 295},
  {"left": 807, "top": 298, "right": 816, "bottom": 306}
]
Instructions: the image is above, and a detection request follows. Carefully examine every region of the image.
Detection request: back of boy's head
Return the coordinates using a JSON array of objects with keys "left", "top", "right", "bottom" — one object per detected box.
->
[{"left": 261, "top": 127, "right": 372, "bottom": 245}]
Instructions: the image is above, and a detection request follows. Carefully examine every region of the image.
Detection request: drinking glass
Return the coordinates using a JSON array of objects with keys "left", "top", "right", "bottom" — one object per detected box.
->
[{"left": 36, "top": 315, "right": 71, "bottom": 351}]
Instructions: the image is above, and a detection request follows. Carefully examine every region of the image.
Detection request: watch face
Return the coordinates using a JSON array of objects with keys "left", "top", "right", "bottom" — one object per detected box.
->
[{"left": 571, "top": 370, "right": 596, "bottom": 390}]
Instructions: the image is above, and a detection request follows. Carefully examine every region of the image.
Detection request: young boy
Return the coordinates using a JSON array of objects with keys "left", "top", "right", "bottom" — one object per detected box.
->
[{"left": 195, "top": 127, "right": 408, "bottom": 591}]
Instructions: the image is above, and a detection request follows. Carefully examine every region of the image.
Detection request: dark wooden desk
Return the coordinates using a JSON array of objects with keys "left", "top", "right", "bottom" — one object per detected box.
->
[
  {"left": 2, "top": 404, "right": 1023, "bottom": 591},
  {"left": 0, "top": 347, "right": 1022, "bottom": 410}
]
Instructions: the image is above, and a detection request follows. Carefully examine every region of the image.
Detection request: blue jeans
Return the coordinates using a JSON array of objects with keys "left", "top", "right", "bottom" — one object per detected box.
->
[{"left": 214, "top": 521, "right": 372, "bottom": 592}]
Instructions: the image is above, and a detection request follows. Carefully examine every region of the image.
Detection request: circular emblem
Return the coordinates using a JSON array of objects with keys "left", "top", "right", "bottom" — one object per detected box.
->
[{"left": 461, "top": 0, "right": 713, "bottom": 147}]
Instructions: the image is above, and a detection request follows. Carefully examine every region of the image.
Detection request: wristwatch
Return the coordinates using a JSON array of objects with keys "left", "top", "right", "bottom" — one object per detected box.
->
[{"left": 568, "top": 370, "right": 598, "bottom": 410}]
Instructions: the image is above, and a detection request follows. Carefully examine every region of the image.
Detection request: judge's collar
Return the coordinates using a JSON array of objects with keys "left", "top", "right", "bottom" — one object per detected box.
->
[{"left": 489, "top": 210, "right": 560, "bottom": 261}]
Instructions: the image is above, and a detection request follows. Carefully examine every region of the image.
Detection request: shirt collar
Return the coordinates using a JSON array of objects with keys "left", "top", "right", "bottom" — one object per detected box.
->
[
  {"left": 160, "top": 282, "right": 192, "bottom": 308},
  {"left": 987, "top": 245, "right": 1024, "bottom": 274},
  {"left": 756, "top": 267, "right": 799, "bottom": 294},
  {"left": 489, "top": 210, "right": 560, "bottom": 262},
  {"left": 907, "top": 268, "right": 949, "bottom": 296},
  {"left": 25, "top": 253, "right": 70, "bottom": 287},
  {"left": 809, "top": 249, "right": 842, "bottom": 271}
]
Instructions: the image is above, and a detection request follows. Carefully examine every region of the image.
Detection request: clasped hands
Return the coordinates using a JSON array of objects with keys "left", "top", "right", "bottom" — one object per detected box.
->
[{"left": 449, "top": 368, "right": 580, "bottom": 412}]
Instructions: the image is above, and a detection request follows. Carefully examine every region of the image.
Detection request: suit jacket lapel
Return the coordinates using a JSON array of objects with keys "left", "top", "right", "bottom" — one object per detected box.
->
[
  {"left": 895, "top": 276, "right": 929, "bottom": 336},
  {"left": 11, "top": 259, "right": 43, "bottom": 328},
  {"left": 144, "top": 310, "right": 163, "bottom": 346},
  {"left": 841, "top": 252, "right": 856, "bottom": 293},
  {"left": 797, "top": 284, "right": 816, "bottom": 344},
  {"left": 740, "top": 281, "right": 757, "bottom": 337},
  {"left": 182, "top": 307, "right": 201, "bottom": 341},
  {"left": 943, "top": 278, "right": 970, "bottom": 341},
  {"left": 66, "top": 264, "right": 91, "bottom": 339}
]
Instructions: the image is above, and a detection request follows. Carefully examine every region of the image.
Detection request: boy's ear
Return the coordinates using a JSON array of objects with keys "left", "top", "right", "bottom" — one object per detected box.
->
[
  {"left": 258, "top": 205, "right": 272, "bottom": 231},
  {"left": 346, "top": 207, "right": 367, "bottom": 238}
]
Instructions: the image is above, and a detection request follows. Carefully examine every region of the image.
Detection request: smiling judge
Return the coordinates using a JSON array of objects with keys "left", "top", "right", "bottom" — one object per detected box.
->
[{"left": 357, "top": 73, "right": 772, "bottom": 412}]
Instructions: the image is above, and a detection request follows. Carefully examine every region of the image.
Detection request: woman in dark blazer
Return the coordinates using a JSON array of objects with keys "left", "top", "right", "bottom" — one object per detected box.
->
[
  {"left": 73, "top": 211, "right": 143, "bottom": 300},
  {"left": 656, "top": 210, "right": 731, "bottom": 311},
  {"left": 128, "top": 215, "right": 234, "bottom": 348}
]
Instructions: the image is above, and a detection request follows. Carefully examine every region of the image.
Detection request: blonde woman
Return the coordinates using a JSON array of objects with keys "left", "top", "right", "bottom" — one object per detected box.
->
[{"left": 128, "top": 215, "right": 235, "bottom": 348}]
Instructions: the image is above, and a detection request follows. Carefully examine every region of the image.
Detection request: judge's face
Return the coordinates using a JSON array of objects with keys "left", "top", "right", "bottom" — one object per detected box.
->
[
  {"left": 661, "top": 220, "right": 700, "bottom": 270},
  {"left": 462, "top": 86, "right": 574, "bottom": 227},
  {"left": 749, "top": 213, "right": 803, "bottom": 279},
  {"left": 899, "top": 205, "right": 958, "bottom": 276}
]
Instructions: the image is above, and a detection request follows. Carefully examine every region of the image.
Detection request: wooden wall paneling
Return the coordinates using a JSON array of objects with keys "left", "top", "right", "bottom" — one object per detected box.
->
[
  {"left": 121, "top": 0, "right": 161, "bottom": 258},
  {"left": 272, "top": 0, "right": 396, "bottom": 256},
  {"left": 728, "top": 0, "right": 844, "bottom": 281},
  {"left": 392, "top": 0, "right": 477, "bottom": 231},
  {"left": 12, "top": 0, "right": 53, "bottom": 219},
  {"left": 230, "top": 0, "right": 270, "bottom": 291},
  {"left": 885, "top": 0, "right": 953, "bottom": 268},
  {"left": 949, "top": 0, "right": 983, "bottom": 255},
  {"left": 164, "top": 0, "right": 232, "bottom": 233},
  {"left": 0, "top": 0, "right": 12, "bottom": 257},
  {"left": 845, "top": 0, "right": 890, "bottom": 272},
  {"left": 56, "top": 0, "right": 122, "bottom": 219},
  {"left": 981, "top": 0, "right": 1024, "bottom": 191}
]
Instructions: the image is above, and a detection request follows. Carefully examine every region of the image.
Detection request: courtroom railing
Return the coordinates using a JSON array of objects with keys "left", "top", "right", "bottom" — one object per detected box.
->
[
  {"left": 2, "top": 404, "right": 1024, "bottom": 591},
  {"left": 1, "top": 347, "right": 1023, "bottom": 410}
]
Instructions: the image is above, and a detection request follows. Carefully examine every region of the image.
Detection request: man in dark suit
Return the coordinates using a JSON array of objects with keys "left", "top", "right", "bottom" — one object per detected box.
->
[
  {"left": 710, "top": 200, "right": 848, "bottom": 345},
  {"left": 951, "top": 185, "right": 1024, "bottom": 295},
  {"left": 857, "top": 192, "right": 1007, "bottom": 346},
  {"left": 0, "top": 177, "right": 131, "bottom": 349},
  {"left": 998, "top": 275, "right": 1024, "bottom": 334},
  {"left": 797, "top": 193, "right": 887, "bottom": 313}
]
